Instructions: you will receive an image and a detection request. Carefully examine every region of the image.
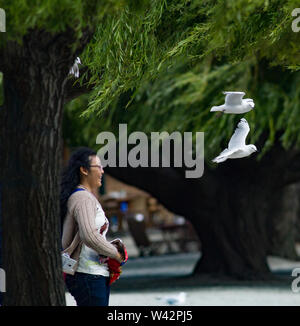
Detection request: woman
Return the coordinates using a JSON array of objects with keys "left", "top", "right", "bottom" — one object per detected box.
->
[{"left": 60, "top": 147, "right": 124, "bottom": 306}]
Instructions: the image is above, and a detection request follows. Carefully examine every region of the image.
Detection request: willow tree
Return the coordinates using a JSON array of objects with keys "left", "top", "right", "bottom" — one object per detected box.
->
[{"left": 64, "top": 0, "right": 300, "bottom": 280}]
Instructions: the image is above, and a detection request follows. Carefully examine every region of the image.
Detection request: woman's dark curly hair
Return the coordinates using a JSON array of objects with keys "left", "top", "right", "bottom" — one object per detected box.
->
[{"left": 60, "top": 147, "right": 96, "bottom": 227}]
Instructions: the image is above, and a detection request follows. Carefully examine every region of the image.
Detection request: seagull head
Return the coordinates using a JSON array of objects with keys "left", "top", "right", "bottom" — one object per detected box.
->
[
  {"left": 245, "top": 98, "right": 255, "bottom": 109},
  {"left": 248, "top": 144, "right": 258, "bottom": 153}
]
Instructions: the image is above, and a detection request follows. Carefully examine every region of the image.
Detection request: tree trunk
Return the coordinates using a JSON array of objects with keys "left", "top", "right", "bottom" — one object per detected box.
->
[
  {"left": 104, "top": 144, "right": 299, "bottom": 279},
  {"left": 0, "top": 30, "right": 81, "bottom": 305},
  {"left": 296, "top": 185, "right": 300, "bottom": 243},
  {"left": 192, "top": 165, "right": 272, "bottom": 279},
  {"left": 267, "top": 183, "right": 300, "bottom": 260}
]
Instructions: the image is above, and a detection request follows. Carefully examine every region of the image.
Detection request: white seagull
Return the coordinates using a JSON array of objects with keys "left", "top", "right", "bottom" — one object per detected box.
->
[
  {"left": 212, "top": 118, "right": 258, "bottom": 163},
  {"left": 210, "top": 91, "right": 254, "bottom": 114},
  {"left": 69, "top": 57, "right": 81, "bottom": 78},
  {"left": 155, "top": 292, "right": 186, "bottom": 306}
]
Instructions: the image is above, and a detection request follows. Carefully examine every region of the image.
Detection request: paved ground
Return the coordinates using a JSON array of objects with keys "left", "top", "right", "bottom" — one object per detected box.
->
[{"left": 66, "top": 234, "right": 300, "bottom": 306}]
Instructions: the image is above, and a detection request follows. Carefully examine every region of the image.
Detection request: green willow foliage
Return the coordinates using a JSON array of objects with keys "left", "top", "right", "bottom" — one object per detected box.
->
[
  {"left": 2, "top": 0, "right": 300, "bottom": 160},
  {"left": 65, "top": 0, "right": 300, "bottom": 160},
  {"left": 81, "top": 0, "right": 168, "bottom": 115},
  {"left": 0, "top": 0, "right": 142, "bottom": 46},
  {"left": 65, "top": 57, "right": 300, "bottom": 162},
  {"left": 79, "top": 0, "right": 300, "bottom": 117}
]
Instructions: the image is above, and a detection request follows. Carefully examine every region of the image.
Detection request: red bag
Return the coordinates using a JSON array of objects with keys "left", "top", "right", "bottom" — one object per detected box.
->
[
  {"left": 107, "top": 258, "right": 122, "bottom": 285},
  {"left": 107, "top": 239, "right": 128, "bottom": 285}
]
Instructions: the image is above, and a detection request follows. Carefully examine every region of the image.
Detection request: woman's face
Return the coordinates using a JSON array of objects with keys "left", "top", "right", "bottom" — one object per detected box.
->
[{"left": 87, "top": 155, "right": 104, "bottom": 189}]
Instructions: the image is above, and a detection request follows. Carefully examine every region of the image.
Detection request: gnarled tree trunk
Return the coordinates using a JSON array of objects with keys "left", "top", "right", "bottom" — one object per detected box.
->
[
  {"left": 0, "top": 29, "right": 91, "bottom": 305},
  {"left": 267, "top": 183, "right": 300, "bottom": 260}
]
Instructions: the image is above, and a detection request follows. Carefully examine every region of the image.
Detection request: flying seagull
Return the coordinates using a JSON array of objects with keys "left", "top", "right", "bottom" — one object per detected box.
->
[
  {"left": 212, "top": 118, "right": 258, "bottom": 163},
  {"left": 210, "top": 91, "right": 254, "bottom": 114}
]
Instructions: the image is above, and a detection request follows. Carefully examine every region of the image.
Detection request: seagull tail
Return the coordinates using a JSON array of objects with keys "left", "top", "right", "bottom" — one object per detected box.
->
[
  {"left": 210, "top": 106, "right": 223, "bottom": 112},
  {"left": 212, "top": 155, "right": 228, "bottom": 163}
]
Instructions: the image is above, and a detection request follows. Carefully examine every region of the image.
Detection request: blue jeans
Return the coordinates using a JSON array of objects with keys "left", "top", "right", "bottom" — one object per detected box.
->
[{"left": 65, "top": 272, "right": 110, "bottom": 306}]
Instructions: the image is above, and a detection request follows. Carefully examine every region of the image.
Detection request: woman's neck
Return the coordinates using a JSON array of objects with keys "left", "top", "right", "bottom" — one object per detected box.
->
[{"left": 78, "top": 182, "right": 94, "bottom": 194}]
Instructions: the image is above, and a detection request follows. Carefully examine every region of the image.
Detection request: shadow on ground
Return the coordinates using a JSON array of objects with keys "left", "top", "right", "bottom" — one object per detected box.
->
[{"left": 111, "top": 252, "right": 298, "bottom": 293}]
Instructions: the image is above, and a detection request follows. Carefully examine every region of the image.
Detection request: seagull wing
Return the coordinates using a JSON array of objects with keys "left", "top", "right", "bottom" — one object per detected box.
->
[
  {"left": 218, "top": 148, "right": 231, "bottom": 157},
  {"left": 228, "top": 118, "right": 250, "bottom": 150},
  {"left": 223, "top": 91, "right": 245, "bottom": 105}
]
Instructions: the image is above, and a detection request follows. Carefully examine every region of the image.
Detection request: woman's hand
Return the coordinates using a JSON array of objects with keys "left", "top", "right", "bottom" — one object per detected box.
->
[
  {"left": 116, "top": 252, "right": 124, "bottom": 264},
  {"left": 110, "top": 238, "right": 128, "bottom": 264}
]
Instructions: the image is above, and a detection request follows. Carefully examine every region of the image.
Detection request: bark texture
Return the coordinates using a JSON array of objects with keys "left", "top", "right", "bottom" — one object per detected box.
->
[
  {"left": 0, "top": 29, "right": 92, "bottom": 305},
  {"left": 268, "top": 183, "right": 300, "bottom": 260}
]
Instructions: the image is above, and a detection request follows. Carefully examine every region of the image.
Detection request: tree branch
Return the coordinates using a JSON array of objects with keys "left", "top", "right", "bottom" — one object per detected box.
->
[{"left": 64, "top": 67, "right": 94, "bottom": 104}]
